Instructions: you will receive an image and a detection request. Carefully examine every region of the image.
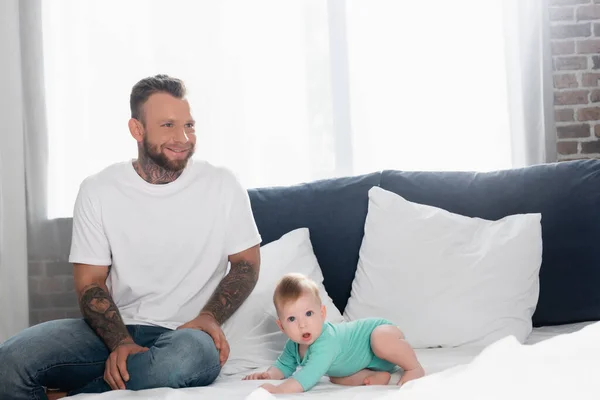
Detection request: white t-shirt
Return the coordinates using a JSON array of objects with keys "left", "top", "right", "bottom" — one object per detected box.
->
[{"left": 69, "top": 159, "right": 262, "bottom": 329}]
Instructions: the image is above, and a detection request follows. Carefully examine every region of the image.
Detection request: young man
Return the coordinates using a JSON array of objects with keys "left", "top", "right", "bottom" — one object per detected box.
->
[{"left": 0, "top": 75, "right": 262, "bottom": 399}]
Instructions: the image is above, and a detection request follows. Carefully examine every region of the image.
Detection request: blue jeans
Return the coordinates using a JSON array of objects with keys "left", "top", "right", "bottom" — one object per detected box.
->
[{"left": 0, "top": 319, "right": 221, "bottom": 399}]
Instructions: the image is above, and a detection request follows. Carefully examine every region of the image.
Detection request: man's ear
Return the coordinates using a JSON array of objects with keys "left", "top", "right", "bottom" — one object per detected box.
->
[
  {"left": 128, "top": 118, "right": 144, "bottom": 143},
  {"left": 321, "top": 304, "right": 327, "bottom": 320},
  {"left": 276, "top": 319, "right": 284, "bottom": 332}
]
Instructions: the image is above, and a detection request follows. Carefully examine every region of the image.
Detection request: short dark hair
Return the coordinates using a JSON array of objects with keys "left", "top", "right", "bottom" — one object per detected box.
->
[{"left": 130, "top": 74, "right": 186, "bottom": 122}]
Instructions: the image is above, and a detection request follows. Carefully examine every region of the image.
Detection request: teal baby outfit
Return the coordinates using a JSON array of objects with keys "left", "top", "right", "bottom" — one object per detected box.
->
[{"left": 273, "top": 318, "right": 397, "bottom": 391}]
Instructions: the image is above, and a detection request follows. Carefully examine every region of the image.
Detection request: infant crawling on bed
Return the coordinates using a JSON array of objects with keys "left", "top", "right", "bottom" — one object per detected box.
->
[{"left": 242, "top": 273, "right": 425, "bottom": 394}]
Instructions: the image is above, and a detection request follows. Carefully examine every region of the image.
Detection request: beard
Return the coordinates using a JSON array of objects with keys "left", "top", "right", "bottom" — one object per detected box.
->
[{"left": 142, "top": 135, "right": 195, "bottom": 172}]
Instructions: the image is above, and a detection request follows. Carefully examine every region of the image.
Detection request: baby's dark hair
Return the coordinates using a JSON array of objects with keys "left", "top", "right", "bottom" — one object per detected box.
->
[{"left": 273, "top": 273, "right": 321, "bottom": 314}]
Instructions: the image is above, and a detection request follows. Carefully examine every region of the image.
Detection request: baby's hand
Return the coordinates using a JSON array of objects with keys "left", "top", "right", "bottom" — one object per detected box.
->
[
  {"left": 260, "top": 383, "right": 279, "bottom": 393},
  {"left": 243, "top": 371, "right": 271, "bottom": 380}
]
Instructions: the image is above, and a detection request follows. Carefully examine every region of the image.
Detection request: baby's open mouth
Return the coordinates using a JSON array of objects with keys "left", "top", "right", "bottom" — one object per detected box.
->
[{"left": 302, "top": 333, "right": 311, "bottom": 340}]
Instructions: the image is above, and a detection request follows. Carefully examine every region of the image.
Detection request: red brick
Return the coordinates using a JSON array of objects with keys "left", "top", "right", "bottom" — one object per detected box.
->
[
  {"left": 45, "top": 261, "right": 73, "bottom": 277},
  {"left": 577, "top": 39, "right": 600, "bottom": 53},
  {"left": 28, "top": 279, "right": 39, "bottom": 296},
  {"left": 28, "top": 262, "right": 45, "bottom": 277},
  {"left": 551, "top": 41, "right": 575, "bottom": 55},
  {"left": 30, "top": 310, "right": 67, "bottom": 324},
  {"left": 551, "top": 7, "right": 575, "bottom": 21},
  {"left": 30, "top": 292, "right": 78, "bottom": 309},
  {"left": 64, "top": 309, "right": 82, "bottom": 319},
  {"left": 554, "top": 73, "right": 579, "bottom": 89},
  {"left": 576, "top": 5, "right": 600, "bottom": 20},
  {"left": 556, "top": 141, "right": 578, "bottom": 155},
  {"left": 555, "top": 108, "right": 575, "bottom": 121},
  {"left": 551, "top": 23, "right": 591, "bottom": 39},
  {"left": 582, "top": 73, "right": 600, "bottom": 86},
  {"left": 36, "top": 277, "right": 65, "bottom": 294},
  {"left": 554, "top": 90, "right": 589, "bottom": 105},
  {"left": 577, "top": 107, "right": 600, "bottom": 120},
  {"left": 581, "top": 140, "right": 600, "bottom": 153},
  {"left": 62, "top": 276, "right": 76, "bottom": 293},
  {"left": 557, "top": 141, "right": 579, "bottom": 154},
  {"left": 554, "top": 56, "right": 588, "bottom": 70},
  {"left": 591, "top": 90, "right": 600, "bottom": 102},
  {"left": 557, "top": 123, "right": 591, "bottom": 138},
  {"left": 550, "top": 0, "right": 592, "bottom": 5}
]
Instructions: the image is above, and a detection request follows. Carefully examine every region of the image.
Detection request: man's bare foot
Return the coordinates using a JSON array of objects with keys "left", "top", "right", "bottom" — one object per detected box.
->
[
  {"left": 46, "top": 390, "right": 67, "bottom": 400},
  {"left": 363, "top": 371, "right": 391, "bottom": 386},
  {"left": 398, "top": 366, "right": 425, "bottom": 386}
]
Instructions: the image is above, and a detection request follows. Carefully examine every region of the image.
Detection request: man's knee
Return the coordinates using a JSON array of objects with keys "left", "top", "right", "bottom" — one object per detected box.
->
[
  {"left": 0, "top": 322, "right": 51, "bottom": 373},
  {"left": 0, "top": 319, "right": 106, "bottom": 397},
  {"left": 0, "top": 327, "right": 43, "bottom": 397},
  {"left": 155, "top": 329, "right": 220, "bottom": 387},
  {"left": 0, "top": 341, "right": 24, "bottom": 385}
]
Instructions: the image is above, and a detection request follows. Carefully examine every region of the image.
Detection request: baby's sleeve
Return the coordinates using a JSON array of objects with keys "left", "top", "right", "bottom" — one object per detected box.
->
[
  {"left": 290, "top": 341, "right": 338, "bottom": 391},
  {"left": 273, "top": 340, "right": 298, "bottom": 378}
]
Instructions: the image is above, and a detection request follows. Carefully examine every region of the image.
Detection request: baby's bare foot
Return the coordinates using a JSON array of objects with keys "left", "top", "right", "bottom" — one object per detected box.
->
[
  {"left": 363, "top": 371, "right": 391, "bottom": 386},
  {"left": 398, "top": 366, "right": 425, "bottom": 386}
]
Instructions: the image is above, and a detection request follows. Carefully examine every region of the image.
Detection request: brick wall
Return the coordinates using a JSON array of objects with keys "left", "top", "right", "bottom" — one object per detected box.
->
[
  {"left": 28, "top": 219, "right": 80, "bottom": 326},
  {"left": 550, "top": 0, "right": 600, "bottom": 159},
  {"left": 29, "top": 260, "right": 80, "bottom": 324}
]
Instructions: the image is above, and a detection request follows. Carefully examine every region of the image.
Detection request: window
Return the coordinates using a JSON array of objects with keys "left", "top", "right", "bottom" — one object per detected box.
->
[{"left": 43, "top": 0, "right": 511, "bottom": 219}]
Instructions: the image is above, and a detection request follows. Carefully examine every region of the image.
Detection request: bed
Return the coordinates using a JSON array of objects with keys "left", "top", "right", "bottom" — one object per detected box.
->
[
  {"left": 42, "top": 161, "right": 600, "bottom": 399},
  {"left": 71, "top": 321, "right": 600, "bottom": 399}
]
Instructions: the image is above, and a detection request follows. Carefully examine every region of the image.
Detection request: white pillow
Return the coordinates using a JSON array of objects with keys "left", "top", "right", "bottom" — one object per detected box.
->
[
  {"left": 344, "top": 187, "right": 542, "bottom": 349},
  {"left": 221, "top": 228, "right": 343, "bottom": 375}
]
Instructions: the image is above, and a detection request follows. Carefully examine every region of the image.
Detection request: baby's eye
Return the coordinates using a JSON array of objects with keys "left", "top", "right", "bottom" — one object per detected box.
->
[
  {"left": 162, "top": 123, "right": 174, "bottom": 128},
  {"left": 287, "top": 316, "right": 295, "bottom": 322},
  {"left": 306, "top": 311, "right": 313, "bottom": 317}
]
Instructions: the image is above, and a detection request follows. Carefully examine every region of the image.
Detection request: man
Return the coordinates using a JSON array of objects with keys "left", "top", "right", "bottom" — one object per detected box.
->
[{"left": 0, "top": 74, "right": 262, "bottom": 399}]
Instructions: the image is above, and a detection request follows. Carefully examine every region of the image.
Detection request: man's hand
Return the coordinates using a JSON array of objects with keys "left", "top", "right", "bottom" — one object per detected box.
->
[
  {"left": 177, "top": 312, "right": 230, "bottom": 366},
  {"left": 243, "top": 371, "right": 272, "bottom": 380},
  {"left": 104, "top": 341, "right": 149, "bottom": 390}
]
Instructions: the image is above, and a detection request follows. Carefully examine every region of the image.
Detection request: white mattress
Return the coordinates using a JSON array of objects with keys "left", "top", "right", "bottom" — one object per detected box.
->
[{"left": 71, "top": 322, "right": 596, "bottom": 399}]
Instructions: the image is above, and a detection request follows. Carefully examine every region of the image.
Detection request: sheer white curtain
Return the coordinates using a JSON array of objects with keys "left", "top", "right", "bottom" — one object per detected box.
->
[
  {"left": 0, "top": 0, "right": 29, "bottom": 342},
  {"left": 43, "top": 0, "right": 335, "bottom": 218},
  {"left": 346, "top": 0, "right": 512, "bottom": 174},
  {"left": 40, "top": 0, "right": 556, "bottom": 219},
  {"left": 503, "top": 0, "right": 557, "bottom": 166}
]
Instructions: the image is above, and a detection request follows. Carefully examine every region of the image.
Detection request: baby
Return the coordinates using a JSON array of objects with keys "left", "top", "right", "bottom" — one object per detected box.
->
[{"left": 243, "top": 273, "right": 425, "bottom": 394}]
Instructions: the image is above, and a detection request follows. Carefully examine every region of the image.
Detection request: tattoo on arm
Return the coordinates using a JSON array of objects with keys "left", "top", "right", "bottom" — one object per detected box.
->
[
  {"left": 201, "top": 260, "right": 258, "bottom": 325},
  {"left": 79, "top": 284, "right": 132, "bottom": 351}
]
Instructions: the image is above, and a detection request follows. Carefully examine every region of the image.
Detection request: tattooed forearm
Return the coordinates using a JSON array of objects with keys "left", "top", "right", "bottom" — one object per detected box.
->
[
  {"left": 201, "top": 260, "right": 258, "bottom": 325},
  {"left": 79, "top": 284, "right": 132, "bottom": 351}
]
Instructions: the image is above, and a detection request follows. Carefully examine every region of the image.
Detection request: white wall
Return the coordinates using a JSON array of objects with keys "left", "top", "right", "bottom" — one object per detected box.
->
[{"left": 0, "top": 0, "right": 30, "bottom": 342}]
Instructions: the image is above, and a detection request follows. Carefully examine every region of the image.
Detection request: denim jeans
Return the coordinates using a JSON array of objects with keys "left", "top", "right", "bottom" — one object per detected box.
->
[{"left": 0, "top": 318, "right": 221, "bottom": 399}]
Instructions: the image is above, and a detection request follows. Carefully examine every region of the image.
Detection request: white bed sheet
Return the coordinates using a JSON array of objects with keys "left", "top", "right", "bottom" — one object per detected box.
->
[{"left": 70, "top": 322, "right": 596, "bottom": 399}]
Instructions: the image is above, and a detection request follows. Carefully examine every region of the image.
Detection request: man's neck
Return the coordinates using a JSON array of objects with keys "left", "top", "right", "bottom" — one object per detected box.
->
[{"left": 132, "top": 154, "right": 183, "bottom": 185}]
